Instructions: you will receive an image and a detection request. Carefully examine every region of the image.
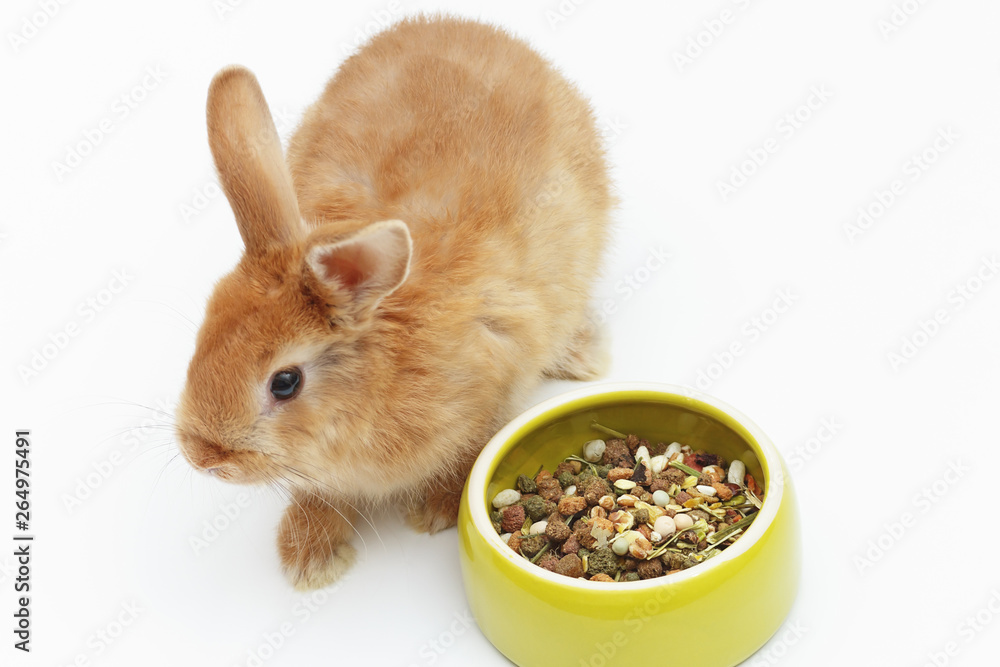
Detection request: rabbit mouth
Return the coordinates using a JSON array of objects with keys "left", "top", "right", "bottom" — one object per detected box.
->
[
  {"left": 203, "top": 466, "right": 236, "bottom": 481},
  {"left": 184, "top": 453, "right": 263, "bottom": 486}
]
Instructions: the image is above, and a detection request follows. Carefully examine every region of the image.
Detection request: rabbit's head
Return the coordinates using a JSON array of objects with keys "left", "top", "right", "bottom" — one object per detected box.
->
[{"left": 175, "top": 67, "right": 411, "bottom": 493}]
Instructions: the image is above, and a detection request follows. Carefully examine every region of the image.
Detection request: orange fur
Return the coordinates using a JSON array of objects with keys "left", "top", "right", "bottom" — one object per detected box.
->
[{"left": 176, "top": 16, "right": 613, "bottom": 590}]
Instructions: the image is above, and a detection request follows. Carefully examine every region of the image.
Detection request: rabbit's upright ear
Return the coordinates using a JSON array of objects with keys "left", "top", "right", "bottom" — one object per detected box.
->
[
  {"left": 207, "top": 66, "right": 299, "bottom": 255},
  {"left": 305, "top": 220, "right": 412, "bottom": 315}
]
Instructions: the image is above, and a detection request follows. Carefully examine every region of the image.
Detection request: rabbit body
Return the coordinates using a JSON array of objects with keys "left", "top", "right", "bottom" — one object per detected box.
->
[{"left": 176, "top": 16, "right": 612, "bottom": 590}]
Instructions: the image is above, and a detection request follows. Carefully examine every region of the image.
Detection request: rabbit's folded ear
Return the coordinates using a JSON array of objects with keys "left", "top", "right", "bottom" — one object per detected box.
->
[
  {"left": 305, "top": 220, "right": 412, "bottom": 314},
  {"left": 207, "top": 65, "right": 300, "bottom": 255}
]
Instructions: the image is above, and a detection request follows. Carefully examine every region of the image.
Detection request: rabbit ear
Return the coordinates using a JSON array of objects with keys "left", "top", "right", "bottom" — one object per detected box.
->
[
  {"left": 305, "top": 220, "right": 412, "bottom": 313},
  {"left": 206, "top": 66, "right": 300, "bottom": 255}
]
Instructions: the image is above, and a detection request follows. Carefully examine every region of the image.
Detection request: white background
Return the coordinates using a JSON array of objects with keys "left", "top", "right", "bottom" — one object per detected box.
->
[{"left": 3, "top": 0, "right": 1000, "bottom": 665}]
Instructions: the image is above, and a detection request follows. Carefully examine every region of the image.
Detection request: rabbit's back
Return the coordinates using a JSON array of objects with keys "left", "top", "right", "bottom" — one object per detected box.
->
[
  {"left": 287, "top": 16, "right": 611, "bottom": 409},
  {"left": 288, "top": 16, "right": 610, "bottom": 264}
]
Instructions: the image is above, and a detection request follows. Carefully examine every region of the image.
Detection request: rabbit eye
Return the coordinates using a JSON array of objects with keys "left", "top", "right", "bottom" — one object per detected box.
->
[{"left": 270, "top": 368, "right": 302, "bottom": 400}]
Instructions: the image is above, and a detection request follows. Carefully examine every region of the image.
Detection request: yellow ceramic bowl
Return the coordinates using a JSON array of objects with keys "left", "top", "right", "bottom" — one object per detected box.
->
[{"left": 458, "top": 382, "right": 800, "bottom": 667}]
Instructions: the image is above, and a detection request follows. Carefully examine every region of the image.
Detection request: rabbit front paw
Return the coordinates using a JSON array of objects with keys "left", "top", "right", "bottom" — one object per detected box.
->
[
  {"left": 407, "top": 490, "right": 461, "bottom": 534},
  {"left": 277, "top": 493, "right": 357, "bottom": 591}
]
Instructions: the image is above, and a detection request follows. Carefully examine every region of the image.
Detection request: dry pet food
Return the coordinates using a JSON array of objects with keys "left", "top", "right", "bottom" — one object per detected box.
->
[{"left": 490, "top": 423, "right": 763, "bottom": 582}]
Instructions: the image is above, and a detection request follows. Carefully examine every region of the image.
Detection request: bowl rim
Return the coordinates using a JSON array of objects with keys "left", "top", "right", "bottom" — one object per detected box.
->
[{"left": 466, "top": 381, "right": 785, "bottom": 590}]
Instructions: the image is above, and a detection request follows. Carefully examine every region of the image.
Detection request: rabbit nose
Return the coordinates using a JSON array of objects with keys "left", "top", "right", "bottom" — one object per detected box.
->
[{"left": 177, "top": 430, "right": 228, "bottom": 471}]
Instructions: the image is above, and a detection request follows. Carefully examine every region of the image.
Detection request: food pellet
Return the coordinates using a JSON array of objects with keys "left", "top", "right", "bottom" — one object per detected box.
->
[{"left": 491, "top": 424, "right": 763, "bottom": 582}]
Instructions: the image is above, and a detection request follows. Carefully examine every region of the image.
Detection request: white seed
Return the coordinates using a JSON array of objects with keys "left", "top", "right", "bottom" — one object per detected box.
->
[
  {"left": 492, "top": 489, "right": 521, "bottom": 508},
  {"left": 609, "top": 510, "right": 634, "bottom": 532},
  {"left": 654, "top": 515, "right": 676, "bottom": 537},
  {"left": 564, "top": 485, "right": 576, "bottom": 497},
  {"left": 629, "top": 536, "right": 653, "bottom": 559},
  {"left": 650, "top": 454, "right": 667, "bottom": 475},
  {"left": 665, "top": 442, "right": 683, "bottom": 458},
  {"left": 650, "top": 531, "right": 662, "bottom": 543},
  {"left": 611, "top": 536, "right": 630, "bottom": 556},
  {"left": 696, "top": 485, "right": 718, "bottom": 497},
  {"left": 623, "top": 530, "right": 644, "bottom": 545},
  {"left": 591, "top": 523, "right": 613, "bottom": 548},
  {"left": 529, "top": 521, "right": 548, "bottom": 535},
  {"left": 583, "top": 439, "right": 606, "bottom": 462},
  {"left": 500, "top": 532, "right": 512, "bottom": 543},
  {"left": 728, "top": 460, "right": 747, "bottom": 486},
  {"left": 674, "top": 513, "right": 694, "bottom": 531},
  {"left": 635, "top": 445, "right": 650, "bottom": 467},
  {"left": 614, "top": 479, "right": 637, "bottom": 491},
  {"left": 617, "top": 494, "right": 638, "bottom": 507},
  {"left": 652, "top": 490, "right": 670, "bottom": 507}
]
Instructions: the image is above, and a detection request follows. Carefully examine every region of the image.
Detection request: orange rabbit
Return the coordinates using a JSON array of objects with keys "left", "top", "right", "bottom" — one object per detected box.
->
[{"left": 176, "top": 16, "right": 613, "bottom": 590}]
